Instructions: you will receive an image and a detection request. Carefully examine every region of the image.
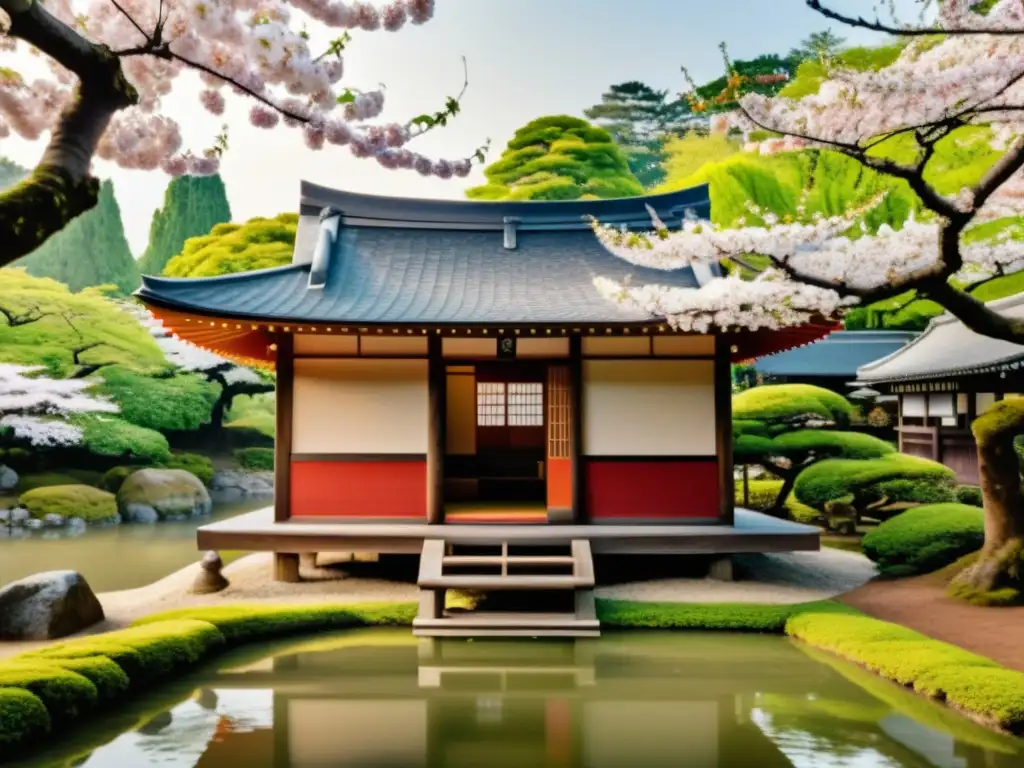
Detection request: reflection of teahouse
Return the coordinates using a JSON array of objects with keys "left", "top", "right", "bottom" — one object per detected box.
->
[
  {"left": 136, "top": 181, "right": 831, "bottom": 636},
  {"left": 857, "top": 294, "right": 1024, "bottom": 485}
]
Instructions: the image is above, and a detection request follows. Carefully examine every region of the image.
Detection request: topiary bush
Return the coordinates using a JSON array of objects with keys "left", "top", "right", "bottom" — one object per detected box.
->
[
  {"left": 861, "top": 503, "right": 985, "bottom": 577},
  {"left": 73, "top": 415, "right": 171, "bottom": 464},
  {"left": 794, "top": 453, "right": 956, "bottom": 516},
  {"left": 159, "top": 452, "right": 215, "bottom": 486},
  {"left": 0, "top": 665, "right": 98, "bottom": 724},
  {"left": 17, "top": 485, "right": 118, "bottom": 524},
  {"left": 0, "top": 688, "right": 50, "bottom": 747},
  {"left": 956, "top": 485, "right": 984, "bottom": 508},
  {"left": 234, "top": 447, "right": 274, "bottom": 471}
]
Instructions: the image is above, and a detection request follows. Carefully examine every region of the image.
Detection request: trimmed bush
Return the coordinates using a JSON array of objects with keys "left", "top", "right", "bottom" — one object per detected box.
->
[
  {"left": 595, "top": 599, "right": 853, "bottom": 631},
  {"left": 234, "top": 447, "right": 274, "bottom": 471},
  {"left": 73, "top": 414, "right": 172, "bottom": 464},
  {"left": 956, "top": 485, "right": 984, "bottom": 507},
  {"left": 733, "top": 479, "right": 783, "bottom": 511},
  {"left": 794, "top": 453, "right": 957, "bottom": 512},
  {"left": 0, "top": 664, "right": 98, "bottom": 723},
  {"left": 47, "top": 657, "right": 130, "bottom": 702},
  {"left": 0, "top": 688, "right": 50, "bottom": 747},
  {"left": 17, "top": 484, "right": 118, "bottom": 523},
  {"left": 733, "top": 384, "right": 854, "bottom": 425},
  {"left": 861, "top": 504, "right": 985, "bottom": 576},
  {"left": 160, "top": 452, "right": 215, "bottom": 487},
  {"left": 100, "top": 465, "right": 140, "bottom": 493}
]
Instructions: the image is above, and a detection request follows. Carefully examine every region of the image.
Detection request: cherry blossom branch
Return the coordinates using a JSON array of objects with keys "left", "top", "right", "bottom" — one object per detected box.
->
[{"left": 806, "top": 0, "right": 1024, "bottom": 37}]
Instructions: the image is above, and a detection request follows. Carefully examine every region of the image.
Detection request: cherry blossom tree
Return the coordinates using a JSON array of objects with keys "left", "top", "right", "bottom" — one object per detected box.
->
[
  {"left": 124, "top": 303, "right": 273, "bottom": 431},
  {"left": 0, "top": 362, "right": 118, "bottom": 448},
  {"left": 0, "top": 0, "right": 484, "bottom": 265},
  {"left": 592, "top": 0, "right": 1024, "bottom": 603}
]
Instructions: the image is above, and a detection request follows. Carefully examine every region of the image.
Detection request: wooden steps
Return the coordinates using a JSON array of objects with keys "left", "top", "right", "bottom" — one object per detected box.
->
[{"left": 413, "top": 538, "right": 599, "bottom": 638}]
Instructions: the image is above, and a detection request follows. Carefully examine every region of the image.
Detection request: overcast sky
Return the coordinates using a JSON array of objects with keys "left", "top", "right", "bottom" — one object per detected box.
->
[{"left": 1, "top": 0, "right": 920, "bottom": 254}]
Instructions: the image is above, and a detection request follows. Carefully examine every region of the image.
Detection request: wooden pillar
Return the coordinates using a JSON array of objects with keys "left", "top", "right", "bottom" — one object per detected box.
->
[
  {"left": 426, "top": 335, "right": 445, "bottom": 524},
  {"left": 274, "top": 552, "right": 300, "bottom": 583},
  {"left": 569, "top": 335, "right": 585, "bottom": 523},
  {"left": 715, "top": 338, "right": 735, "bottom": 526},
  {"left": 274, "top": 333, "right": 294, "bottom": 523}
]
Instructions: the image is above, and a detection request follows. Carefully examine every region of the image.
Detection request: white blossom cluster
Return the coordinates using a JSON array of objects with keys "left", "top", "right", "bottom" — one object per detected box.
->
[{"left": 0, "top": 363, "right": 118, "bottom": 448}]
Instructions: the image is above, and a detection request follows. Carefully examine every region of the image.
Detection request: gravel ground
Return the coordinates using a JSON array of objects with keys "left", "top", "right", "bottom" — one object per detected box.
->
[{"left": 0, "top": 547, "right": 876, "bottom": 659}]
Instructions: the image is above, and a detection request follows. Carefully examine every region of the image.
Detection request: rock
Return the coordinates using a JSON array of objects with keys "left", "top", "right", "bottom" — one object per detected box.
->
[
  {"left": 0, "top": 465, "right": 17, "bottom": 491},
  {"left": 116, "top": 469, "right": 212, "bottom": 523},
  {"left": 66, "top": 517, "right": 87, "bottom": 533},
  {"left": 190, "top": 551, "right": 229, "bottom": 594},
  {"left": 210, "top": 469, "right": 274, "bottom": 498},
  {"left": 209, "top": 487, "right": 243, "bottom": 503},
  {"left": 10, "top": 508, "right": 29, "bottom": 525},
  {"left": 0, "top": 508, "right": 9, "bottom": 524},
  {"left": 0, "top": 570, "right": 104, "bottom": 640},
  {"left": 24, "top": 518, "right": 44, "bottom": 531},
  {"left": 18, "top": 485, "right": 118, "bottom": 525},
  {"left": 43, "top": 513, "right": 64, "bottom": 528}
]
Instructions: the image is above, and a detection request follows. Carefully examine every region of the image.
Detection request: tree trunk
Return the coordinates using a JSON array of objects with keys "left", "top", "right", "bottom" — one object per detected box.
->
[
  {"left": 949, "top": 402, "right": 1024, "bottom": 605},
  {"left": 768, "top": 469, "right": 798, "bottom": 519}
]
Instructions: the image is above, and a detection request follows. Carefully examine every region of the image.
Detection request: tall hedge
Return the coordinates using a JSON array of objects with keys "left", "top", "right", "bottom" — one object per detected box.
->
[
  {"left": 138, "top": 175, "right": 232, "bottom": 276},
  {"left": 163, "top": 214, "right": 297, "bottom": 277}
]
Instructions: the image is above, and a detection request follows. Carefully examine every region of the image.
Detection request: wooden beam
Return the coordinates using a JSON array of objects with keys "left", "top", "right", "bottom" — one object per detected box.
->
[
  {"left": 715, "top": 338, "right": 735, "bottom": 526},
  {"left": 427, "top": 335, "right": 445, "bottom": 524},
  {"left": 274, "top": 333, "right": 294, "bottom": 522},
  {"left": 569, "top": 335, "right": 585, "bottom": 523}
]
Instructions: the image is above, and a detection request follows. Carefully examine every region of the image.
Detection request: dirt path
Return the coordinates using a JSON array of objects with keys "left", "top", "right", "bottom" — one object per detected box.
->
[{"left": 840, "top": 570, "right": 1024, "bottom": 672}]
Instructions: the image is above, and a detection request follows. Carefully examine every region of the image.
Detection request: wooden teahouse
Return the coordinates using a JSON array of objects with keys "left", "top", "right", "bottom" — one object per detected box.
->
[
  {"left": 137, "top": 181, "right": 828, "bottom": 636},
  {"left": 857, "top": 294, "right": 1024, "bottom": 485}
]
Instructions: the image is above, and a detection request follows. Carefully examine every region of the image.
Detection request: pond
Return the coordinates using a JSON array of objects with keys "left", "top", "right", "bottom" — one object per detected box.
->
[
  {"left": 12, "top": 629, "right": 1024, "bottom": 768},
  {"left": 0, "top": 498, "right": 268, "bottom": 592}
]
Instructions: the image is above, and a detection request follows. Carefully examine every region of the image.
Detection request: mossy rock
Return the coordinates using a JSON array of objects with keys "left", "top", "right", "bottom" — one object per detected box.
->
[
  {"left": 116, "top": 469, "right": 212, "bottom": 524},
  {"left": 17, "top": 486, "right": 118, "bottom": 524},
  {"left": 100, "top": 466, "right": 140, "bottom": 494}
]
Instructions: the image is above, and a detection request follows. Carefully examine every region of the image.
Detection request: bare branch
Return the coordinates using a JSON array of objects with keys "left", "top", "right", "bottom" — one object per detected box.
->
[
  {"left": 0, "top": 303, "right": 52, "bottom": 327},
  {"left": 923, "top": 280, "right": 1024, "bottom": 344},
  {"left": 806, "top": 0, "right": 1024, "bottom": 37}
]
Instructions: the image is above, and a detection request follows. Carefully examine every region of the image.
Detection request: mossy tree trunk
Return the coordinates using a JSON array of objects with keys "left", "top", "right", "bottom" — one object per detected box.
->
[{"left": 950, "top": 401, "right": 1024, "bottom": 605}]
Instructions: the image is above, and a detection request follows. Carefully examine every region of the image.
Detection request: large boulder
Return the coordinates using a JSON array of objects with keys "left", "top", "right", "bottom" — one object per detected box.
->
[
  {"left": 18, "top": 485, "right": 118, "bottom": 525},
  {"left": 0, "top": 464, "right": 17, "bottom": 491},
  {"left": 117, "top": 468, "right": 212, "bottom": 523},
  {"left": 210, "top": 469, "right": 274, "bottom": 499},
  {"left": 0, "top": 570, "right": 104, "bottom": 640}
]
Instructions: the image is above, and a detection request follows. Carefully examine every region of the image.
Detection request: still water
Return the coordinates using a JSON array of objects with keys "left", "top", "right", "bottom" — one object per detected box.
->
[
  {"left": 13, "top": 629, "right": 1024, "bottom": 768},
  {"left": 0, "top": 498, "right": 267, "bottom": 592}
]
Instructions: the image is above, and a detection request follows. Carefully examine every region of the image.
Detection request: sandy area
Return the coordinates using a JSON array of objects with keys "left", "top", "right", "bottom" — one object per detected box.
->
[{"left": 0, "top": 547, "right": 876, "bottom": 659}]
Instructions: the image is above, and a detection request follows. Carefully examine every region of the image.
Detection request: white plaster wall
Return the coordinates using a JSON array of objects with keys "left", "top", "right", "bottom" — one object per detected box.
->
[
  {"left": 292, "top": 358, "right": 428, "bottom": 453},
  {"left": 582, "top": 359, "right": 716, "bottom": 456},
  {"left": 902, "top": 394, "right": 926, "bottom": 418}
]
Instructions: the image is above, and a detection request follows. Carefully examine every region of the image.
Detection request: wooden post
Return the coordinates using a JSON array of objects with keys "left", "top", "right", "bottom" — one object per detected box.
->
[
  {"left": 715, "top": 339, "right": 735, "bottom": 526},
  {"left": 274, "top": 553, "right": 300, "bottom": 583},
  {"left": 569, "top": 335, "right": 585, "bottom": 523},
  {"left": 742, "top": 464, "right": 749, "bottom": 508},
  {"left": 274, "top": 333, "right": 294, "bottom": 523},
  {"left": 427, "top": 335, "right": 445, "bottom": 524}
]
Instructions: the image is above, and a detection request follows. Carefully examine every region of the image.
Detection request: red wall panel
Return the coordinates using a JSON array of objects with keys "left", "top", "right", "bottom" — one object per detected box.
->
[
  {"left": 546, "top": 457, "right": 573, "bottom": 511},
  {"left": 586, "top": 460, "right": 719, "bottom": 520},
  {"left": 290, "top": 460, "right": 426, "bottom": 518}
]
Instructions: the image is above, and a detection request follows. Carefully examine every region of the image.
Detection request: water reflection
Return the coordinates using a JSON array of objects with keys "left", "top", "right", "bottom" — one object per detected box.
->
[{"left": 30, "top": 630, "right": 1024, "bottom": 768}]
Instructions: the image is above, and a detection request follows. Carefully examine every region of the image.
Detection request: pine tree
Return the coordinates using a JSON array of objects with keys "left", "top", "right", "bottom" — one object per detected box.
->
[
  {"left": 15, "top": 179, "right": 141, "bottom": 294},
  {"left": 465, "top": 116, "right": 645, "bottom": 201},
  {"left": 138, "top": 175, "right": 232, "bottom": 276}
]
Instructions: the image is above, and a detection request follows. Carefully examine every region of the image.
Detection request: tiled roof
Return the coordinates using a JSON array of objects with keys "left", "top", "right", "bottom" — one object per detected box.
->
[
  {"left": 754, "top": 330, "right": 918, "bottom": 378},
  {"left": 138, "top": 183, "right": 713, "bottom": 325},
  {"left": 857, "top": 294, "right": 1024, "bottom": 383}
]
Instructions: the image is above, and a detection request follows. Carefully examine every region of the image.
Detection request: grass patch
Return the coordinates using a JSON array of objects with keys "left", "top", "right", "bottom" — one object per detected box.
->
[{"left": 595, "top": 598, "right": 855, "bottom": 631}]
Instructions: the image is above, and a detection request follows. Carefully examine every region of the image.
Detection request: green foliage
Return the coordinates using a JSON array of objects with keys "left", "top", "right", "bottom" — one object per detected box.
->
[
  {"left": 95, "top": 365, "right": 219, "bottom": 433},
  {"left": 0, "top": 688, "right": 50, "bottom": 747},
  {"left": 733, "top": 384, "right": 853, "bottom": 425},
  {"left": 164, "top": 213, "right": 297, "bottom": 277},
  {"left": 466, "top": 115, "right": 644, "bottom": 201},
  {"left": 956, "top": 485, "right": 984, "bottom": 507},
  {"left": 794, "top": 454, "right": 957, "bottom": 512},
  {"left": 772, "top": 429, "right": 895, "bottom": 460},
  {"left": 780, "top": 44, "right": 906, "bottom": 99},
  {"left": 597, "top": 598, "right": 855, "bottom": 631},
  {"left": 100, "top": 466, "right": 139, "bottom": 493},
  {"left": 734, "top": 478, "right": 784, "bottom": 511},
  {"left": 138, "top": 175, "right": 232, "bottom": 276},
  {"left": 234, "top": 447, "right": 274, "bottom": 471},
  {"left": 14, "top": 473, "right": 80, "bottom": 493},
  {"left": 862, "top": 504, "right": 986, "bottom": 576},
  {"left": 652, "top": 133, "right": 741, "bottom": 193},
  {"left": 787, "top": 29, "right": 847, "bottom": 64},
  {"left": 690, "top": 53, "right": 799, "bottom": 115},
  {"left": 785, "top": 612, "right": 1024, "bottom": 734},
  {"left": 225, "top": 391, "right": 276, "bottom": 437},
  {"left": 73, "top": 414, "right": 171, "bottom": 464},
  {"left": 48, "top": 657, "right": 130, "bottom": 702},
  {"left": 0, "top": 664, "right": 97, "bottom": 724},
  {"left": 18, "top": 484, "right": 118, "bottom": 523},
  {"left": 0, "top": 269, "right": 165, "bottom": 378},
  {"left": 14, "top": 180, "right": 140, "bottom": 294},
  {"left": 159, "top": 452, "right": 214, "bottom": 486}
]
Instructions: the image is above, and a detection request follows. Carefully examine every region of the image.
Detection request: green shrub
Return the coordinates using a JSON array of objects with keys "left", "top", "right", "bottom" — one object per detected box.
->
[
  {"left": 73, "top": 414, "right": 171, "bottom": 464},
  {"left": 915, "top": 666, "right": 1024, "bottom": 733},
  {"left": 14, "top": 473, "right": 80, "bottom": 493},
  {"left": 132, "top": 603, "right": 417, "bottom": 645},
  {"left": 734, "top": 478, "right": 783, "bottom": 511},
  {"left": 733, "top": 384, "right": 854, "bottom": 425},
  {"left": 100, "top": 465, "right": 140, "bottom": 493},
  {"left": 794, "top": 453, "right": 956, "bottom": 512},
  {"left": 861, "top": 504, "right": 985, "bottom": 576},
  {"left": 234, "top": 447, "right": 274, "bottom": 471},
  {"left": 0, "top": 688, "right": 50, "bottom": 747},
  {"left": 94, "top": 366, "right": 219, "bottom": 434},
  {"left": 160, "top": 452, "right": 215, "bottom": 486},
  {"left": 956, "top": 485, "right": 984, "bottom": 507},
  {"left": 0, "top": 665, "right": 97, "bottom": 723},
  {"left": 17, "top": 485, "right": 118, "bottom": 523},
  {"left": 47, "top": 657, "right": 129, "bottom": 702},
  {"left": 872, "top": 477, "right": 959, "bottom": 507}
]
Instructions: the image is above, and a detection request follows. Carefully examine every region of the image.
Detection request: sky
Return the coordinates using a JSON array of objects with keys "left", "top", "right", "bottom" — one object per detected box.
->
[{"left": 1, "top": 0, "right": 923, "bottom": 254}]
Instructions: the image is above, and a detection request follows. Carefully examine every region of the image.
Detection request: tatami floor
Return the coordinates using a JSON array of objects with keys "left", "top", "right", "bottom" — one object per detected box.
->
[{"left": 443, "top": 501, "right": 548, "bottom": 524}]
